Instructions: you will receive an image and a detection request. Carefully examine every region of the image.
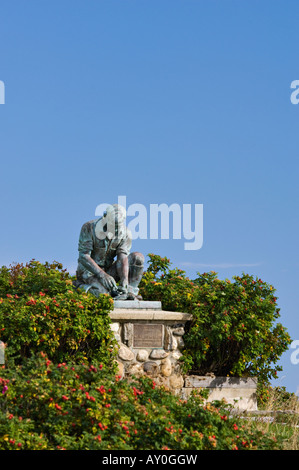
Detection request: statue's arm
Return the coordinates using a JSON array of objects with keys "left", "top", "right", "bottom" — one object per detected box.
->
[
  {"left": 79, "top": 251, "right": 103, "bottom": 277},
  {"left": 78, "top": 223, "right": 116, "bottom": 290},
  {"left": 79, "top": 253, "right": 116, "bottom": 291}
]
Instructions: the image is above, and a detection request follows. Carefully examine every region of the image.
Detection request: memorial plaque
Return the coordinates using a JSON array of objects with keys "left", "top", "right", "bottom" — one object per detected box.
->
[{"left": 133, "top": 324, "right": 163, "bottom": 348}]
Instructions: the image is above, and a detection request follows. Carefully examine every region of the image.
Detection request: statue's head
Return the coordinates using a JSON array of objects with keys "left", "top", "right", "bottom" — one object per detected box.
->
[
  {"left": 105, "top": 204, "right": 126, "bottom": 226},
  {"left": 95, "top": 204, "right": 127, "bottom": 240},
  {"left": 102, "top": 204, "right": 126, "bottom": 239}
]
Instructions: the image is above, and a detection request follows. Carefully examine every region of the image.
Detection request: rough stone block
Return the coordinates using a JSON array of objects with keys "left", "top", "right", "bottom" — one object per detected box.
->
[
  {"left": 143, "top": 361, "right": 159, "bottom": 377},
  {"left": 161, "top": 358, "right": 172, "bottom": 377},
  {"left": 149, "top": 349, "right": 169, "bottom": 360},
  {"left": 185, "top": 376, "right": 257, "bottom": 389},
  {"left": 169, "top": 374, "right": 184, "bottom": 389},
  {"left": 118, "top": 344, "right": 135, "bottom": 361},
  {"left": 136, "top": 349, "right": 149, "bottom": 362},
  {"left": 110, "top": 309, "right": 192, "bottom": 321}
]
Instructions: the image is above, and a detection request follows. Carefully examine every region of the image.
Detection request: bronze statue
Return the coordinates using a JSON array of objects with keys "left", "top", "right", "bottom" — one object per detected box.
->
[{"left": 74, "top": 204, "right": 144, "bottom": 300}]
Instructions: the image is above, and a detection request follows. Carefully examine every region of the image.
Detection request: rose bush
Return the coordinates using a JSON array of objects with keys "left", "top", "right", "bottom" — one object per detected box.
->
[
  {"left": 0, "top": 260, "right": 117, "bottom": 369},
  {"left": 0, "top": 260, "right": 72, "bottom": 297},
  {"left": 0, "top": 352, "right": 282, "bottom": 450}
]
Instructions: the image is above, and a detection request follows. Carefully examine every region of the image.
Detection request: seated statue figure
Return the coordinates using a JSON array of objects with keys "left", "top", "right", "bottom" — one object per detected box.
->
[{"left": 74, "top": 204, "right": 144, "bottom": 300}]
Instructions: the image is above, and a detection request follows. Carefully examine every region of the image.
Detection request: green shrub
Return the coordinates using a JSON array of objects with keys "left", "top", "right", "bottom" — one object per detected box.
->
[
  {"left": 0, "top": 260, "right": 72, "bottom": 297},
  {"left": 0, "top": 261, "right": 117, "bottom": 368},
  {"left": 0, "top": 352, "right": 282, "bottom": 450},
  {"left": 139, "top": 254, "right": 291, "bottom": 388}
]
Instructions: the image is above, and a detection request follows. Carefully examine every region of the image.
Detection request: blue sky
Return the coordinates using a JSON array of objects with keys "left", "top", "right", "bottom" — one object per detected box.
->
[{"left": 0, "top": 0, "right": 298, "bottom": 393}]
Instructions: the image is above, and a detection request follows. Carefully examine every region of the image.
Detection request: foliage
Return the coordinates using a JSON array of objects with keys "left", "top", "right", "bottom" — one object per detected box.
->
[
  {"left": 270, "top": 386, "right": 299, "bottom": 408},
  {"left": 0, "top": 257, "right": 291, "bottom": 450},
  {"left": 0, "top": 352, "right": 282, "bottom": 450},
  {"left": 0, "top": 260, "right": 72, "bottom": 298},
  {"left": 258, "top": 385, "right": 299, "bottom": 411},
  {"left": 139, "top": 254, "right": 291, "bottom": 387},
  {"left": 240, "top": 386, "right": 299, "bottom": 450},
  {"left": 0, "top": 260, "right": 117, "bottom": 369}
]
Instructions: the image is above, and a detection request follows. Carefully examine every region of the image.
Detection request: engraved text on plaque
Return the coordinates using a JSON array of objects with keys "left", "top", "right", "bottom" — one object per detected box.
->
[{"left": 133, "top": 324, "right": 163, "bottom": 348}]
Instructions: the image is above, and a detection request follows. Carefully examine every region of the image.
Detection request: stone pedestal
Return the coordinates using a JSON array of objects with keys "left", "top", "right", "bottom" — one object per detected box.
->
[
  {"left": 110, "top": 301, "right": 192, "bottom": 393},
  {"left": 109, "top": 301, "right": 258, "bottom": 411}
]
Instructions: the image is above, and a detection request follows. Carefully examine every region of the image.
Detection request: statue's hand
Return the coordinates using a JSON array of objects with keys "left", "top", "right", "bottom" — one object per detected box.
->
[{"left": 98, "top": 272, "right": 117, "bottom": 291}]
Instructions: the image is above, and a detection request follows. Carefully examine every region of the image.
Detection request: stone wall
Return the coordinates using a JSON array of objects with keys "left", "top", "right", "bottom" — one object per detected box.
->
[{"left": 182, "top": 376, "right": 258, "bottom": 411}]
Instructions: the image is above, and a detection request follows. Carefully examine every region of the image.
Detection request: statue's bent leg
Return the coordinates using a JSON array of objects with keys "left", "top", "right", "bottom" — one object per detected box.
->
[{"left": 128, "top": 252, "right": 144, "bottom": 297}]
